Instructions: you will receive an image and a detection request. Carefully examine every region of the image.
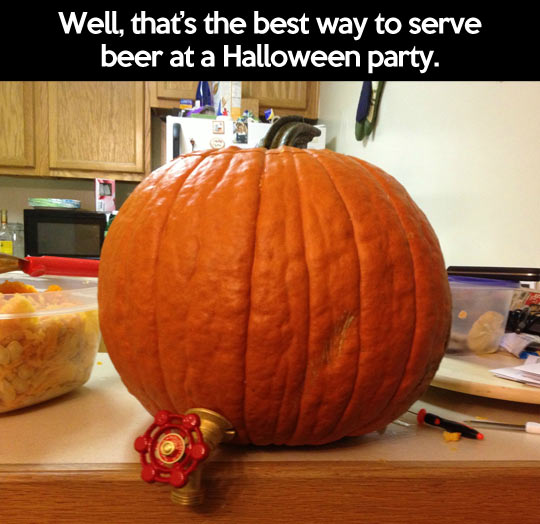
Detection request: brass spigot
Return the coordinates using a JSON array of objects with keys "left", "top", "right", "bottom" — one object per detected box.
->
[{"left": 134, "top": 408, "right": 235, "bottom": 507}]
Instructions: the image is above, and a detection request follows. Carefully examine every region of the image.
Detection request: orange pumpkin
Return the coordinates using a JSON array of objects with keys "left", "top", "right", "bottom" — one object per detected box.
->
[{"left": 98, "top": 132, "right": 451, "bottom": 446}]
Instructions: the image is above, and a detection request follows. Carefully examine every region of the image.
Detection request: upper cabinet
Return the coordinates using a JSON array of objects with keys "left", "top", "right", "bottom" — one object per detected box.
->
[
  {"left": 48, "top": 82, "right": 146, "bottom": 177},
  {"left": 0, "top": 82, "right": 148, "bottom": 182},
  {"left": 0, "top": 82, "right": 47, "bottom": 176},
  {"left": 0, "top": 82, "right": 34, "bottom": 168},
  {"left": 146, "top": 81, "right": 320, "bottom": 120},
  {"left": 0, "top": 81, "right": 319, "bottom": 182},
  {"left": 242, "top": 82, "right": 319, "bottom": 120},
  {"left": 149, "top": 81, "right": 199, "bottom": 109}
]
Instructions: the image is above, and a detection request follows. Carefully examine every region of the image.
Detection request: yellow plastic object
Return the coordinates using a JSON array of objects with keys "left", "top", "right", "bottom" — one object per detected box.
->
[
  {"left": 443, "top": 431, "right": 462, "bottom": 442},
  {"left": 0, "top": 272, "right": 100, "bottom": 413}
]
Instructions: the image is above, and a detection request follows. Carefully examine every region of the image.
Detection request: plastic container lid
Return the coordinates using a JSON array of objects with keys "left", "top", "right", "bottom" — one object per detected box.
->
[
  {"left": 448, "top": 275, "right": 520, "bottom": 288},
  {"left": 0, "top": 271, "right": 97, "bottom": 319}
]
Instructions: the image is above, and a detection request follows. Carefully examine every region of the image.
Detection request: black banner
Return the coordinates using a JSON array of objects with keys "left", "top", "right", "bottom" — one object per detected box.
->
[{"left": 1, "top": 7, "right": 536, "bottom": 80}]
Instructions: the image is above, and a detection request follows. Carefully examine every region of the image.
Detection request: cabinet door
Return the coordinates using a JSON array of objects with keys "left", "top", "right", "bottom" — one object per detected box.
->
[
  {"left": 0, "top": 82, "right": 35, "bottom": 168},
  {"left": 48, "top": 82, "right": 145, "bottom": 173},
  {"left": 243, "top": 82, "right": 307, "bottom": 110},
  {"left": 242, "top": 82, "right": 319, "bottom": 119},
  {"left": 149, "top": 81, "right": 199, "bottom": 109}
]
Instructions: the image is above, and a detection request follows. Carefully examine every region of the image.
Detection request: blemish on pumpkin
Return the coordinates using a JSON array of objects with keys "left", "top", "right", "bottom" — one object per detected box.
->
[{"left": 321, "top": 312, "right": 356, "bottom": 365}]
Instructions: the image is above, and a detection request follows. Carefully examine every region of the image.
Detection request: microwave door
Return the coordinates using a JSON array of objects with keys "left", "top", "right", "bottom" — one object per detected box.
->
[{"left": 23, "top": 209, "right": 106, "bottom": 258}]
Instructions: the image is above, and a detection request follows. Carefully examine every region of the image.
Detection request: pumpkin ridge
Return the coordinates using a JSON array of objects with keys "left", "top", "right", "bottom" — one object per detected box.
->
[
  {"left": 283, "top": 149, "right": 361, "bottom": 444},
  {"left": 269, "top": 150, "right": 300, "bottom": 445},
  {"left": 371, "top": 165, "right": 449, "bottom": 406},
  {"left": 308, "top": 151, "right": 361, "bottom": 438},
  {"left": 313, "top": 150, "right": 404, "bottom": 438},
  {"left": 347, "top": 157, "right": 418, "bottom": 430},
  {"left": 366, "top": 164, "right": 439, "bottom": 415},
  {"left": 141, "top": 154, "right": 214, "bottom": 411},
  {"left": 278, "top": 149, "right": 312, "bottom": 444},
  {"left": 175, "top": 150, "right": 253, "bottom": 426},
  {"left": 345, "top": 157, "right": 447, "bottom": 432},
  {"left": 241, "top": 149, "right": 266, "bottom": 444},
  {"left": 251, "top": 148, "right": 310, "bottom": 444},
  {"left": 309, "top": 151, "right": 417, "bottom": 439},
  {"left": 303, "top": 149, "right": 363, "bottom": 441},
  {"left": 153, "top": 154, "right": 215, "bottom": 413},
  {"left": 101, "top": 154, "right": 209, "bottom": 413}
]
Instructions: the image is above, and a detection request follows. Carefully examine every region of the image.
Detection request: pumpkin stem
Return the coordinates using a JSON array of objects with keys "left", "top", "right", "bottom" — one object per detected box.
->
[{"left": 258, "top": 115, "right": 322, "bottom": 149}]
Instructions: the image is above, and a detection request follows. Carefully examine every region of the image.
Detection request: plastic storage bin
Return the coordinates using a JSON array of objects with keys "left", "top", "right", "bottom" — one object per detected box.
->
[
  {"left": 0, "top": 272, "right": 100, "bottom": 413},
  {"left": 448, "top": 276, "right": 519, "bottom": 354}
]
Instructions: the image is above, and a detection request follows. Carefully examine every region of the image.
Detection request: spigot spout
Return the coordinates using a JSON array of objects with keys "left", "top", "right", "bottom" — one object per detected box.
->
[
  {"left": 170, "top": 468, "right": 204, "bottom": 506},
  {"left": 170, "top": 408, "right": 235, "bottom": 506}
]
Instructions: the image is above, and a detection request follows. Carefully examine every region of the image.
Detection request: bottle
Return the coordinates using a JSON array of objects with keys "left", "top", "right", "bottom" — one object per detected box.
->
[
  {"left": 104, "top": 210, "right": 118, "bottom": 237},
  {"left": 0, "top": 209, "right": 14, "bottom": 255}
]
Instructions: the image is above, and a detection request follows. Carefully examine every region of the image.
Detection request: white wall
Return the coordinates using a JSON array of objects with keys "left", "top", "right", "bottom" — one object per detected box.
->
[{"left": 318, "top": 81, "right": 540, "bottom": 268}]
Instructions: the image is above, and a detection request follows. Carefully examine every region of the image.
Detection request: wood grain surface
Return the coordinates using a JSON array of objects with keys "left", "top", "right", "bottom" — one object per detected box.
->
[
  {"left": 2, "top": 461, "right": 539, "bottom": 523},
  {"left": 48, "top": 82, "right": 145, "bottom": 173},
  {"left": 433, "top": 352, "right": 540, "bottom": 404}
]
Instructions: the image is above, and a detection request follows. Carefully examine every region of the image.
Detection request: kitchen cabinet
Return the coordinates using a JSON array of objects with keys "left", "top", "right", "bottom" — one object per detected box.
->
[
  {"left": 148, "top": 81, "right": 199, "bottom": 109},
  {"left": 0, "top": 82, "right": 149, "bottom": 182},
  {"left": 0, "top": 81, "right": 319, "bottom": 183},
  {"left": 0, "top": 82, "right": 48, "bottom": 176},
  {"left": 48, "top": 82, "right": 146, "bottom": 179},
  {"left": 147, "top": 81, "right": 320, "bottom": 120},
  {"left": 242, "top": 81, "right": 320, "bottom": 120}
]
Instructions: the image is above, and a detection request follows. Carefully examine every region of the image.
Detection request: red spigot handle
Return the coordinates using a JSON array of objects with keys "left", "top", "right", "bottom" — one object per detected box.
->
[{"left": 134, "top": 410, "right": 210, "bottom": 489}]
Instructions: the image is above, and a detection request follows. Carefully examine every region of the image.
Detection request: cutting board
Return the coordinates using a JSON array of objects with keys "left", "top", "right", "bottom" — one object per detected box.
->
[{"left": 432, "top": 351, "right": 540, "bottom": 404}]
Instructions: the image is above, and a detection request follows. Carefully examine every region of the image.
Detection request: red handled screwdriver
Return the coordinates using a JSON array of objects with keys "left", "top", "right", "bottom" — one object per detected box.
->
[{"left": 411, "top": 409, "right": 484, "bottom": 440}]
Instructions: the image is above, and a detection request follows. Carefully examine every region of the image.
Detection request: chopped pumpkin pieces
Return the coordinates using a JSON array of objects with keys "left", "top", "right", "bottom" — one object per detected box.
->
[
  {"left": 0, "top": 281, "right": 38, "bottom": 294},
  {"left": 0, "top": 280, "right": 100, "bottom": 413}
]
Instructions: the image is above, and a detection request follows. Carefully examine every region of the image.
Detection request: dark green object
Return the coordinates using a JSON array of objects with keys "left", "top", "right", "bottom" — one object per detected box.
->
[
  {"left": 258, "top": 115, "right": 321, "bottom": 149},
  {"left": 355, "top": 81, "right": 385, "bottom": 141}
]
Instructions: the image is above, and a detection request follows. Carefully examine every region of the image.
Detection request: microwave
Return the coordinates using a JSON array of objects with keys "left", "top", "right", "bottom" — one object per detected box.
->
[{"left": 24, "top": 209, "right": 106, "bottom": 258}]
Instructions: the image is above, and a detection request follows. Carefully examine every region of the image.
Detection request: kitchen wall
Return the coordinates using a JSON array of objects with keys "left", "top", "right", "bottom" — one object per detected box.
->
[
  {"left": 318, "top": 81, "right": 540, "bottom": 268},
  {"left": 0, "top": 176, "right": 137, "bottom": 224}
]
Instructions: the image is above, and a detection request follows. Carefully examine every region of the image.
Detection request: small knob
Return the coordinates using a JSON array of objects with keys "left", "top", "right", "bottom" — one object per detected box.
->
[{"left": 134, "top": 410, "right": 210, "bottom": 489}]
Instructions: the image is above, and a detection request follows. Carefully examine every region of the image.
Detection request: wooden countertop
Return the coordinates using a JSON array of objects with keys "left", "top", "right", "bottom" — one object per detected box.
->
[{"left": 2, "top": 355, "right": 540, "bottom": 523}]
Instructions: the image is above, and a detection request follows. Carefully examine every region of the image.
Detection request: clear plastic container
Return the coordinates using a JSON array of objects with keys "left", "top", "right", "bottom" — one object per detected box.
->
[
  {"left": 447, "top": 276, "right": 519, "bottom": 354},
  {"left": 0, "top": 271, "right": 100, "bottom": 413}
]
